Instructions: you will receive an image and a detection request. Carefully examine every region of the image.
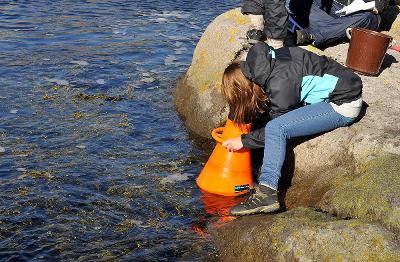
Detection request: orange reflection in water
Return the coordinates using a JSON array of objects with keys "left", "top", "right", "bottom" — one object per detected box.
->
[{"left": 191, "top": 190, "right": 248, "bottom": 237}]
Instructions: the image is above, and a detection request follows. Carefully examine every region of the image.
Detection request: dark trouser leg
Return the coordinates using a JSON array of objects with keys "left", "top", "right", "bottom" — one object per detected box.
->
[{"left": 263, "top": 0, "right": 289, "bottom": 39}]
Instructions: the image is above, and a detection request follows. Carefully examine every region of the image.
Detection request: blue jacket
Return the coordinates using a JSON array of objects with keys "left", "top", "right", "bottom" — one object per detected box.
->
[{"left": 240, "top": 42, "right": 362, "bottom": 148}]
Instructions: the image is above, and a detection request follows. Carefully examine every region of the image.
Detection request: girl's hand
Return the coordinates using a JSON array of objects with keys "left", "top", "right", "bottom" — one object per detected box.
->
[{"left": 222, "top": 136, "right": 244, "bottom": 152}]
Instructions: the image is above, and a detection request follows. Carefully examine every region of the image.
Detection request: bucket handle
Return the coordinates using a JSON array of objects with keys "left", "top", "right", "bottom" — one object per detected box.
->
[
  {"left": 346, "top": 28, "right": 352, "bottom": 39},
  {"left": 389, "top": 39, "right": 396, "bottom": 49},
  {"left": 347, "top": 27, "right": 395, "bottom": 48},
  {"left": 211, "top": 127, "right": 225, "bottom": 144}
]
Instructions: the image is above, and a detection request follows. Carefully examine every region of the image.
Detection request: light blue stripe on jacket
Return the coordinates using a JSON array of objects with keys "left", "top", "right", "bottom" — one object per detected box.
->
[{"left": 300, "top": 74, "right": 338, "bottom": 104}]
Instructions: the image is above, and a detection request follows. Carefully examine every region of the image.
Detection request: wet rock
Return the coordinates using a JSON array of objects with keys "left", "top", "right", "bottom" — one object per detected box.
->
[{"left": 212, "top": 208, "right": 400, "bottom": 261}]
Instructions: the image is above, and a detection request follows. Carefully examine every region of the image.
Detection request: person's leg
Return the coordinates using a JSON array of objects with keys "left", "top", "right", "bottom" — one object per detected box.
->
[
  {"left": 230, "top": 102, "right": 354, "bottom": 216},
  {"left": 260, "top": 102, "right": 353, "bottom": 190},
  {"left": 295, "top": 1, "right": 336, "bottom": 45},
  {"left": 263, "top": 0, "right": 289, "bottom": 43}
]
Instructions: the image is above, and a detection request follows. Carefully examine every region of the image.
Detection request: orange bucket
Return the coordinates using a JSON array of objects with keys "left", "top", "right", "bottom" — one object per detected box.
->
[
  {"left": 346, "top": 27, "right": 393, "bottom": 75},
  {"left": 196, "top": 119, "right": 253, "bottom": 196}
]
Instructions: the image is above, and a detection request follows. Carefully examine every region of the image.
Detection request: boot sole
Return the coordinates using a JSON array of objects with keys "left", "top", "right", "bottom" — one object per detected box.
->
[{"left": 230, "top": 203, "right": 280, "bottom": 216}]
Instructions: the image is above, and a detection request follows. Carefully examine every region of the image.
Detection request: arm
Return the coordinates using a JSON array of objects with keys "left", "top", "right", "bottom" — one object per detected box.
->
[{"left": 222, "top": 127, "right": 265, "bottom": 151}]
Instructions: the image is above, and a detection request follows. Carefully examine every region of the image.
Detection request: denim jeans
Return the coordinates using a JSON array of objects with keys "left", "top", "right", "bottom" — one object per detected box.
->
[{"left": 261, "top": 101, "right": 354, "bottom": 190}]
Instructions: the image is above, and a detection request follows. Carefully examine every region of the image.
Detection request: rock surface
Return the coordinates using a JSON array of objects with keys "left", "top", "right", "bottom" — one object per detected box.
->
[
  {"left": 174, "top": 6, "right": 400, "bottom": 260},
  {"left": 174, "top": 8, "right": 252, "bottom": 137},
  {"left": 212, "top": 208, "right": 400, "bottom": 261}
]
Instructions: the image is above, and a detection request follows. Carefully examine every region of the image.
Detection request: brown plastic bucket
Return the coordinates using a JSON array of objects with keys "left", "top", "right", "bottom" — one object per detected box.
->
[{"left": 345, "top": 27, "right": 393, "bottom": 76}]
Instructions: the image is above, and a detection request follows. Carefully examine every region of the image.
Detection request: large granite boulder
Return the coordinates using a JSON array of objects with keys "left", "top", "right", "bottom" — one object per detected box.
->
[{"left": 173, "top": 8, "right": 251, "bottom": 137}]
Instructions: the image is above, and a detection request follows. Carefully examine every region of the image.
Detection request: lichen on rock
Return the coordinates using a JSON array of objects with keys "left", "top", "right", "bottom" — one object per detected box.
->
[{"left": 212, "top": 208, "right": 400, "bottom": 261}]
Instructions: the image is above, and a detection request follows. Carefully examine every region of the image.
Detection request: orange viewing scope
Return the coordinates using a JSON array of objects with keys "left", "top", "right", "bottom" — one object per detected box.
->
[{"left": 196, "top": 119, "right": 253, "bottom": 196}]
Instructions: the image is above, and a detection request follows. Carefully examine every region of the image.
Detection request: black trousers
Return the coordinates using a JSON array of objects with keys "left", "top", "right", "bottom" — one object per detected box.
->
[{"left": 242, "top": 0, "right": 289, "bottom": 40}]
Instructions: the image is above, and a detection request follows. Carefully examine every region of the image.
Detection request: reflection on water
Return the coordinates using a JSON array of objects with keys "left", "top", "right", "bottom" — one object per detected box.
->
[{"left": 0, "top": 0, "right": 241, "bottom": 261}]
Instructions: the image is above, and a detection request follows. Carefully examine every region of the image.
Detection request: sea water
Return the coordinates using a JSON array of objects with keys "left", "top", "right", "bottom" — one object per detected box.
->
[{"left": 0, "top": 0, "right": 242, "bottom": 260}]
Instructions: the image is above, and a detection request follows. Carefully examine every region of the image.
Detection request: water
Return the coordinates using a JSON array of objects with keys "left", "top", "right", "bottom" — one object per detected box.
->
[{"left": 0, "top": 1, "right": 243, "bottom": 261}]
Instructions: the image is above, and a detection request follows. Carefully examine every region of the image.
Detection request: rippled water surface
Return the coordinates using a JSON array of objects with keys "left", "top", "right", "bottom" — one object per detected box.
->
[{"left": 0, "top": 1, "right": 242, "bottom": 261}]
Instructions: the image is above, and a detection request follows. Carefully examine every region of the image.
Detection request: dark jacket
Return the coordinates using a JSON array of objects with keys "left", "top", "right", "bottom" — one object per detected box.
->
[
  {"left": 240, "top": 42, "right": 362, "bottom": 149},
  {"left": 242, "top": 0, "right": 288, "bottom": 39}
]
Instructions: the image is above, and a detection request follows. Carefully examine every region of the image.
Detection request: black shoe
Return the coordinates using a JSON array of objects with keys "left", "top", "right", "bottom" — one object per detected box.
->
[
  {"left": 229, "top": 184, "right": 280, "bottom": 216},
  {"left": 296, "top": 29, "right": 314, "bottom": 45},
  {"left": 246, "top": 29, "right": 265, "bottom": 44}
]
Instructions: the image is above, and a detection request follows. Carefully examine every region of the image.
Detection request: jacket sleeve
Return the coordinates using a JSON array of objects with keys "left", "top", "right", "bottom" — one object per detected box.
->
[
  {"left": 241, "top": 127, "right": 265, "bottom": 149},
  {"left": 240, "top": 111, "right": 270, "bottom": 149},
  {"left": 242, "top": 0, "right": 265, "bottom": 15}
]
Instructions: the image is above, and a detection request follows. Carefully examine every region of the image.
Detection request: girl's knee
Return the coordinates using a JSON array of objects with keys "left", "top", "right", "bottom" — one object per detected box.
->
[{"left": 265, "top": 119, "right": 286, "bottom": 136}]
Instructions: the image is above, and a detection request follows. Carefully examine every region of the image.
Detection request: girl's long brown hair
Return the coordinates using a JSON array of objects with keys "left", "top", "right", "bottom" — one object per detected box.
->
[{"left": 222, "top": 62, "right": 268, "bottom": 124}]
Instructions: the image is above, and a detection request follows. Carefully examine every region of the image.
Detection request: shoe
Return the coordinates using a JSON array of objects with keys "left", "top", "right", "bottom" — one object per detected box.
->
[
  {"left": 246, "top": 29, "right": 265, "bottom": 44},
  {"left": 229, "top": 184, "right": 280, "bottom": 216},
  {"left": 296, "top": 29, "right": 314, "bottom": 45}
]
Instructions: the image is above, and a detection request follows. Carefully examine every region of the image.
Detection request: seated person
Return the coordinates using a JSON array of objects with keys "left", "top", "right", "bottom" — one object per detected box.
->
[
  {"left": 242, "top": 0, "right": 390, "bottom": 48},
  {"left": 221, "top": 42, "right": 363, "bottom": 215},
  {"left": 293, "top": 0, "right": 388, "bottom": 47}
]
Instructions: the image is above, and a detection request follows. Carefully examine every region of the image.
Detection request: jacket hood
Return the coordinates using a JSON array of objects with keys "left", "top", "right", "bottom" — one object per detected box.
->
[{"left": 240, "top": 42, "right": 276, "bottom": 87}]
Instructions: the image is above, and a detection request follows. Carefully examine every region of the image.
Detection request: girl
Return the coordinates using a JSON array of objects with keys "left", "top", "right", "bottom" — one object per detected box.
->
[{"left": 222, "top": 42, "right": 362, "bottom": 216}]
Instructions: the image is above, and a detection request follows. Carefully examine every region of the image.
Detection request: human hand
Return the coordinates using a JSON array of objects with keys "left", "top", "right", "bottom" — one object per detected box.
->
[
  {"left": 335, "top": 0, "right": 375, "bottom": 16},
  {"left": 222, "top": 136, "right": 244, "bottom": 152}
]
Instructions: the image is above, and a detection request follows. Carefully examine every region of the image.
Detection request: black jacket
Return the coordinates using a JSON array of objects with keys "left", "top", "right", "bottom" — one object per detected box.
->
[{"left": 240, "top": 42, "right": 362, "bottom": 149}]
